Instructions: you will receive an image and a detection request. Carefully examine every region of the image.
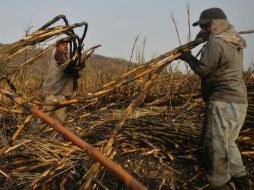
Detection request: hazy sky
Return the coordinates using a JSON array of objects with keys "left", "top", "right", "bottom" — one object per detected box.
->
[{"left": 1, "top": 0, "right": 254, "bottom": 70}]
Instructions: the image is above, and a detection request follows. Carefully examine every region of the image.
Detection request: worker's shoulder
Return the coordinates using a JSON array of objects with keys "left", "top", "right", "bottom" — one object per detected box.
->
[
  {"left": 208, "top": 37, "right": 225, "bottom": 45},
  {"left": 206, "top": 37, "right": 224, "bottom": 50},
  {"left": 210, "top": 37, "right": 233, "bottom": 48}
]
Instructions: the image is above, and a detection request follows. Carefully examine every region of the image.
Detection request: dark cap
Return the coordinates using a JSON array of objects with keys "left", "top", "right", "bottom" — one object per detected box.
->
[{"left": 193, "top": 8, "right": 227, "bottom": 26}]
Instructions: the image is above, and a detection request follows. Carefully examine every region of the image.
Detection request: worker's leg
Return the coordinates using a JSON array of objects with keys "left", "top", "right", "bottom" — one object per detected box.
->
[
  {"left": 228, "top": 103, "right": 247, "bottom": 177},
  {"left": 203, "top": 100, "right": 231, "bottom": 188},
  {"left": 227, "top": 103, "right": 250, "bottom": 189},
  {"left": 52, "top": 95, "right": 67, "bottom": 124},
  {"left": 42, "top": 95, "right": 67, "bottom": 125}
]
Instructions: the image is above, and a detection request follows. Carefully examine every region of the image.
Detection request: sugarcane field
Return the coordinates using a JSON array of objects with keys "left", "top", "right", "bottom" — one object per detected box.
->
[{"left": 1, "top": 2, "right": 254, "bottom": 190}]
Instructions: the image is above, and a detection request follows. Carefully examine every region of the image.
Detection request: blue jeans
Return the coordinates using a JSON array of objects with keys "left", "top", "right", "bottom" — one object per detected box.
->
[{"left": 203, "top": 100, "right": 247, "bottom": 188}]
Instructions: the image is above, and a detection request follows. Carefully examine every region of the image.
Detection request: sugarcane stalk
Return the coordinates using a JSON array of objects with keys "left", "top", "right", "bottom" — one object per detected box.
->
[
  {"left": 239, "top": 30, "right": 254, "bottom": 34},
  {"left": 0, "top": 22, "right": 86, "bottom": 64},
  {"left": 99, "top": 38, "right": 205, "bottom": 91},
  {"left": 0, "top": 106, "right": 23, "bottom": 114},
  {"left": 15, "top": 43, "right": 55, "bottom": 69},
  {"left": 0, "top": 114, "right": 32, "bottom": 158}
]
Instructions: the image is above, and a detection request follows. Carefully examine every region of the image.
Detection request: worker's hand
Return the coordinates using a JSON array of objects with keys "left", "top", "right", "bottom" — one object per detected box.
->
[
  {"left": 195, "top": 31, "right": 209, "bottom": 41},
  {"left": 73, "top": 66, "right": 81, "bottom": 72},
  {"left": 64, "top": 65, "right": 81, "bottom": 75},
  {"left": 179, "top": 50, "right": 194, "bottom": 63}
]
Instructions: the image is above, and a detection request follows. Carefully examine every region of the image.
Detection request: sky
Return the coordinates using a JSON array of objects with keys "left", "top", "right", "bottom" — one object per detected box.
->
[{"left": 1, "top": 0, "right": 254, "bottom": 70}]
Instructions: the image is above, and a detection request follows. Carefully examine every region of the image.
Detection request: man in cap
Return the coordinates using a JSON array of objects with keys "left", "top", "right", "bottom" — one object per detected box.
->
[{"left": 180, "top": 8, "right": 251, "bottom": 190}]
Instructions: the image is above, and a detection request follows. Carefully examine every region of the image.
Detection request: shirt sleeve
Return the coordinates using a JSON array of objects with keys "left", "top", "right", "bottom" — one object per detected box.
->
[{"left": 188, "top": 39, "right": 222, "bottom": 78}]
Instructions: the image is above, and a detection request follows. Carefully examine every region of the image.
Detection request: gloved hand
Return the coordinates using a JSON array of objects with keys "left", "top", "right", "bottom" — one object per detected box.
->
[
  {"left": 179, "top": 50, "right": 195, "bottom": 63},
  {"left": 195, "top": 31, "right": 209, "bottom": 41}
]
